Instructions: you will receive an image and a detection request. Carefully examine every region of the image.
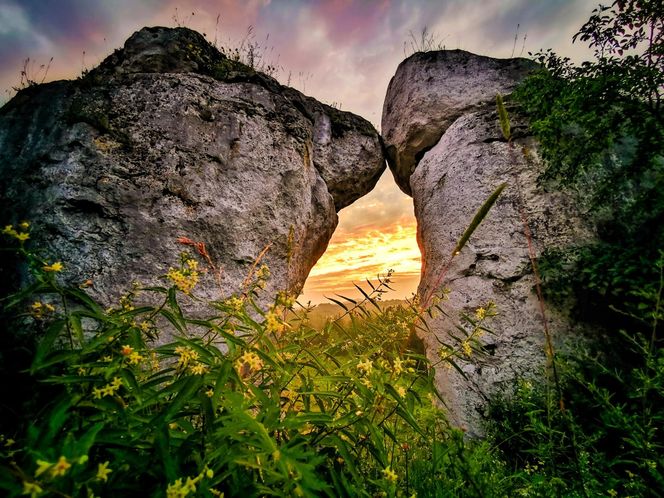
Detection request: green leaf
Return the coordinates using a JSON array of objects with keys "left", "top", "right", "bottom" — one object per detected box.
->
[
  {"left": 453, "top": 182, "right": 507, "bottom": 255},
  {"left": 31, "top": 319, "right": 67, "bottom": 372},
  {"left": 152, "top": 375, "right": 203, "bottom": 425},
  {"left": 496, "top": 94, "right": 511, "bottom": 141}
]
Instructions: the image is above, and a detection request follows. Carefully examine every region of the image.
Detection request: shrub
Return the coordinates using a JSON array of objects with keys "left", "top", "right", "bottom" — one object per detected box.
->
[{"left": 0, "top": 223, "right": 508, "bottom": 498}]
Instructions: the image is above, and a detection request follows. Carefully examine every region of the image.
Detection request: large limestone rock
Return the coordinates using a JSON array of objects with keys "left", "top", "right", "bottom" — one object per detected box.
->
[
  {"left": 382, "top": 51, "right": 591, "bottom": 434},
  {"left": 382, "top": 50, "right": 535, "bottom": 195},
  {"left": 0, "top": 27, "right": 384, "bottom": 309}
]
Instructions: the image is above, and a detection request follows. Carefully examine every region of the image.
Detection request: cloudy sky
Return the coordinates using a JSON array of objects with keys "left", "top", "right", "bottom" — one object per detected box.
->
[{"left": 0, "top": 0, "right": 598, "bottom": 303}]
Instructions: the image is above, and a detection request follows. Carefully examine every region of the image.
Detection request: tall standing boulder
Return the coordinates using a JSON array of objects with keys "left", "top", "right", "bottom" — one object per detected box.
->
[
  {"left": 382, "top": 51, "right": 592, "bottom": 434},
  {"left": 0, "top": 27, "right": 385, "bottom": 310}
]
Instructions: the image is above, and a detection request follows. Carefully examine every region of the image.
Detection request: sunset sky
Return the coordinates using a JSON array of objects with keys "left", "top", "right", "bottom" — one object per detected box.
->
[{"left": 0, "top": 0, "right": 597, "bottom": 303}]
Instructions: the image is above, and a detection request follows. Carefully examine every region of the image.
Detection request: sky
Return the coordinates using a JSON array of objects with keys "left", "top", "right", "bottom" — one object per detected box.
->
[{"left": 0, "top": 0, "right": 598, "bottom": 304}]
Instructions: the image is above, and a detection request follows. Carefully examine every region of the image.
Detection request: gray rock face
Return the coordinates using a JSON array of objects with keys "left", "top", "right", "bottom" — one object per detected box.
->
[
  {"left": 382, "top": 51, "right": 591, "bottom": 434},
  {"left": 382, "top": 50, "right": 536, "bottom": 195},
  {"left": 0, "top": 26, "right": 384, "bottom": 309}
]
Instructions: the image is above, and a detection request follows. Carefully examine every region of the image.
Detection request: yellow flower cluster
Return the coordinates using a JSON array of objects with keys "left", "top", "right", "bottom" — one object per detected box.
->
[
  {"left": 357, "top": 358, "right": 373, "bottom": 375},
  {"left": 2, "top": 222, "right": 30, "bottom": 242},
  {"left": 120, "top": 345, "right": 144, "bottom": 365},
  {"left": 167, "top": 256, "right": 199, "bottom": 294},
  {"left": 30, "top": 301, "right": 55, "bottom": 319},
  {"left": 256, "top": 264, "right": 270, "bottom": 280},
  {"left": 235, "top": 351, "right": 263, "bottom": 374},
  {"left": 119, "top": 294, "right": 135, "bottom": 312},
  {"left": 96, "top": 461, "right": 112, "bottom": 482},
  {"left": 175, "top": 346, "right": 199, "bottom": 369},
  {"left": 475, "top": 301, "right": 496, "bottom": 321},
  {"left": 276, "top": 290, "right": 295, "bottom": 309},
  {"left": 462, "top": 340, "right": 472, "bottom": 358},
  {"left": 166, "top": 467, "right": 214, "bottom": 498},
  {"left": 264, "top": 309, "right": 287, "bottom": 335},
  {"left": 35, "top": 455, "right": 71, "bottom": 478},
  {"left": 22, "top": 481, "right": 43, "bottom": 498},
  {"left": 189, "top": 363, "right": 209, "bottom": 375},
  {"left": 393, "top": 357, "right": 404, "bottom": 376},
  {"left": 382, "top": 466, "right": 398, "bottom": 483},
  {"left": 42, "top": 261, "right": 64, "bottom": 272},
  {"left": 225, "top": 295, "right": 245, "bottom": 314},
  {"left": 92, "top": 377, "right": 123, "bottom": 399}
]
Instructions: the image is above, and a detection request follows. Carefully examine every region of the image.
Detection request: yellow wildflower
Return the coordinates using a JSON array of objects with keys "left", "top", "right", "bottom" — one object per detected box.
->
[
  {"left": 235, "top": 351, "right": 263, "bottom": 373},
  {"left": 93, "top": 377, "right": 122, "bottom": 399},
  {"left": 139, "top": 321, "right": 151, "bottom": 333},
  {"left": 357, "top": 358, "right": 373, "bottom": 375},
  {"left": 175, "top": 346, "right": 199, "bottom": 369},
  {"left": 189, "top": 363, "right": 208, "bottom": 375},
  {"left": 51, "top": 456, "right": 71, "bottom": 477},
  {"left": 19, "top": 221, "right": 30, "bottom": 230},
  {"left": 256, "top": 264, "right": 270, "bottom": 280},
  {"left": 276, "top": 290, "right": 295, "bottom": 308},
  {"left": 393, "top": 357, "right": 404, "bottom": 376},
  {"left": 225, "top": 295, "right": 244, "bottom": 313},
  {"left": 462, "top": 340, "right": 472, "bottom": 357},
  {"left": 16, "top": 232, "right": 29, "bottom": 241},
  {"left": 22, "top": 481, "right": 43, "bottom": 498},
  {"left": 2, "top": 224, "right": 13, "bottom": 235},
  {"left": 475, "top": 307, "right": 486, "bottom": 320},
  {"left": 205, "top": 388, "right": 214, "bottom": 397},
  {"left": 42, "top": 262, "right": 63, "bottom": 272},
  {"left": 96, "top": 461, "right": 112, "bottom": 482},
  {"left": 382, "top": 466, "right": 398, "bottom": 483},
  {"left": 128, "top": 352, "right": 144, "bottom": 365},
  {"left": 166, "top": 258, "right": 199, "bottom": 294},
  {"left": 34, "top": 460, "right": 52, "bottom": 477},
  {"left": 264, "top": 310, "right": 286, "bottom": 335},
  {"left": 166, "top": 476, "right": 197, "bottom": 498},
  {"left": 120, "top": 345, "right": 134, "bottom": 356}
]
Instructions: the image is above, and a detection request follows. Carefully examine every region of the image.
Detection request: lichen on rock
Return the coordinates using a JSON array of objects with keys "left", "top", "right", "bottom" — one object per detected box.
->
[
  {"left": 382, "top": 50, "right": 592, "bottom": 434},
  {"left": 0, "top": 26, "right": 385, "bottom": 312}
]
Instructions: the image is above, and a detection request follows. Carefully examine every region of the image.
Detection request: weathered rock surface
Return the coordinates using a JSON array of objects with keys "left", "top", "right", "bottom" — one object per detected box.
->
[
  {"left": 382, "top": 51, "right": 592, "bottom": 434},
  {"left": 382, "top": 50, "right": 536, "bottom": 195},
  {"left": 0, "top": 26, "right": 384, "bottom": 310}
]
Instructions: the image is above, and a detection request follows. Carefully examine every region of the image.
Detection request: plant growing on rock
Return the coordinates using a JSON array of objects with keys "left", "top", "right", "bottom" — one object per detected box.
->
[{"left": 0, "top": 223, "right": 508, "bottom": 498}]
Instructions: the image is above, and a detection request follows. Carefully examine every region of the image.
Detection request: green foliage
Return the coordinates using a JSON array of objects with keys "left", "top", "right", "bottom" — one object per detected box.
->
[
  {"left": 495, "top": 95, "right": 511, "bottom": 142},
  {"left": 0, "top": 226, "right": 510, "bottom": 498},
  {"left": 487, "top": 3, "right": 664, "bottom": 496},
  {"left": 515, "top": 0, "right": 664, "bottom": 337}
]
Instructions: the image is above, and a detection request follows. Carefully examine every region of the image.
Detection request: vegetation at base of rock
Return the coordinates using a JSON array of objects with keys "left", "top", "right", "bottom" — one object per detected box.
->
[
  {"left": 514, "top": 0, "right": 663, "bottom": 337},
  {"left": 486, "top": 1, "right": 664, "bottom": 496},
  {"left": 0, "top": 228, "right": 512, "bottom": 497}
]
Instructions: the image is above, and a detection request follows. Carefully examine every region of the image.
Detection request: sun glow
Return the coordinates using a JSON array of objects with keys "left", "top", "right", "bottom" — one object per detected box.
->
[{"left": 299, "top": 221, "right": 421, "bottom": 304}]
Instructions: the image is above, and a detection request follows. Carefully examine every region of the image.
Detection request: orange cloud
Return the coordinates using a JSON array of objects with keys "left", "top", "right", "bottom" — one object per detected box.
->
[{"left": 299, "top": 219, "right": 421, "bottom": 304}]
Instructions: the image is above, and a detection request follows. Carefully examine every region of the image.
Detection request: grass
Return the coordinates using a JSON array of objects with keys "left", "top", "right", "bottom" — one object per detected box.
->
[{"left": 0, "top": 223, "right": 509, "bottom": 498}]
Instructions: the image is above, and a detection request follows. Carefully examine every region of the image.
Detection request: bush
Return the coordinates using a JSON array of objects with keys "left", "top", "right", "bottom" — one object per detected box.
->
[{"left": 0, "top": 223, "right": 509, "bottom": 498}]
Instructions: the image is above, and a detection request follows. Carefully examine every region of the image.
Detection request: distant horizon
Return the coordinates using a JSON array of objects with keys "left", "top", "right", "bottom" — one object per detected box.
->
[{"left": 0, "top": 0, "right": 598, "bottom": 305}]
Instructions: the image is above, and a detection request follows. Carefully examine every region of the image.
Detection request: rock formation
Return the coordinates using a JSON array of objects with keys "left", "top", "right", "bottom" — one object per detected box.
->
[
  {"left": 382, "top": 51, "right": 535, "bottom": 196},
  {"left": 382, "top": 51, "right": 592, "bottom": 434},
  {"left": 0, "top": 26, "right": 384, "bottom": 310}
]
